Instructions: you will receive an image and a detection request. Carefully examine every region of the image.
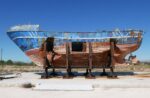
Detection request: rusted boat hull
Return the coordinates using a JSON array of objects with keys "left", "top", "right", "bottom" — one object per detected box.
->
[
  {"left": 7, "top": 28, "right": 143, "bottom": 68},
  {"left": 7, "top": 26, "right": 143, "bottom": 78},
  {"left": 25, "top": 42, "right": 140, "bottom": 68}
]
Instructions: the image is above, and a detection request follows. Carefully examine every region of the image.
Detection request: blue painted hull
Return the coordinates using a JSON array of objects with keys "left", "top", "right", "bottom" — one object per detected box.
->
[{"left": 7, "top": 31, "right": 143, "bottom": 66}]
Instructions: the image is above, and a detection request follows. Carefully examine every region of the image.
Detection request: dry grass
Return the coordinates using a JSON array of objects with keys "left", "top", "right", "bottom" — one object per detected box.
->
[
  {"left": 0, "top": 64, "right": 150, "bottom": 73},
  {"left": 0, "top": 65, "right": 42, "bottom": 73},
  {"left": 115, "top": 64, "right": 150, "bottom": 72}
]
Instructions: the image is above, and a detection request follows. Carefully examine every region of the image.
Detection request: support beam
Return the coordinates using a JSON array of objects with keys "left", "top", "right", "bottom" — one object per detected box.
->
[
  {"left": 85, "top": 42, "right": 95, "bottom": 79},
  {"left": 63, "top": 42, "right": 73, "bottom": 79},
  {"left": 50, "top": 51, "right": 58, "bottom": 77},
  {"left": 41, "top": 66, "right": 52, "bottom": 79},
  {"left": 108, "top": 39, "right": 117, "bottom": 78},
  {"left": 101, "top": 68, "right": 108, "bottom": 76},
  {"left": 110, "top": 39, "right": 115, "bottom": 67},
  {"left": 50, "top": 68, "right": 57, "bottom": 77},
  {"left": 84, "top": 69, "right": 89, "bottom": 76},
  {"left": 41, "top": 58, "right": 52, "bottom": 79}
]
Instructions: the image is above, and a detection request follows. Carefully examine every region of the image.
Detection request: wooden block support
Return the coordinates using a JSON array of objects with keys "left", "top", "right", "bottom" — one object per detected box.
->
[
  {"left": 110, "top": 39, "right": 115, "bottom": 68},
  {"left": 108, "top": 39, "right": 117, "bottom": 78},
  {"left": 88, "top": 42, "right": 93, "bottom": 70},
  {"left": 85, "top": 42, "right": 95, "bottom": 79},
  {"left": 63, "top": 42, "right": 73, "bottom": 78},
  {"left": 66, "top": 42, "right": 69, "bottom": 69}
]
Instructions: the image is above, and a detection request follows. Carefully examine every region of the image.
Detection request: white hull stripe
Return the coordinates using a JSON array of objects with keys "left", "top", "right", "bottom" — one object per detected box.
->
[{"left": 12, "top": 36, "right": 141, "bottom": 41}]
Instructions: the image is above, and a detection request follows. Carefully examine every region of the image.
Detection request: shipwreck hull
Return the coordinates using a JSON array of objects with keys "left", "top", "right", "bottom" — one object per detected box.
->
[
  {"left": 25, "top": 42, "right": 140, "bottom": 68},
  {"left": 7, "top": 27, "right": 143, "bottom": 68}
]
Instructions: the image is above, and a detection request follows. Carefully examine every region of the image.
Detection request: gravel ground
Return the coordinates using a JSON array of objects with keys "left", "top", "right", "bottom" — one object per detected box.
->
[{"left": 0, "top": 72, "right": 150, "bottom": 98}]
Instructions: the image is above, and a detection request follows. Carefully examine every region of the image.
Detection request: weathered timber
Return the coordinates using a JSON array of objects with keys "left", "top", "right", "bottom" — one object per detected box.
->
[
  {"left": 63, "top": 42, "right": 73, "bottom": 78},
  {"left": 85, "top": 42, "right": 95, "bottom": 79},
  {"left": 107, "top": 39, "right": 117, "bottom": 78}
]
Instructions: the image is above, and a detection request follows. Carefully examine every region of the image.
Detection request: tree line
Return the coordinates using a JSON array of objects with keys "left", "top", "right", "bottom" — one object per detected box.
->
[{"left": 0, "top": 60, "right": 35, "bottom": 66}]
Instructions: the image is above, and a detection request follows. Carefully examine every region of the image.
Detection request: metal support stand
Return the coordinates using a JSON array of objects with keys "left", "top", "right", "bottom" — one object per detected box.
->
[
  {"left": 41, "top": 58, "right": 51, "bottom": 79},
  {"left": 84, "top": 68, "right": 89, "bottom": 76},
  {"left": 50, "top": 68, "right": 57, "bottom": 77},
  {"left": 45, "top": 67, "right": 49, "bottom": 78},
  {"left": 101, "top": 68, "right": 108, "bottom": 76},
  {"left": 85, "top": 42, "right": 95, "bottom": 79},
  {"left": 41, "top": 67, "right": 51, "bottom": 79},
  {"left": 50, "top": 53, "right": 58, "bottom": 77}
]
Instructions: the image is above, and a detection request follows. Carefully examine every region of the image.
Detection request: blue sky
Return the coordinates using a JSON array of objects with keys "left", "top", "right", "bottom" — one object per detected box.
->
[{"left": 0, "top": 0, "right": 150, "bottom": 62}]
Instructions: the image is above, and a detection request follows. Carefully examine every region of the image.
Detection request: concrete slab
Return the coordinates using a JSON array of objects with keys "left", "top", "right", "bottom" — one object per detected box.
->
[
  {"left": 0, "top": 73, "right": 21, "bottom": 79},
  {"left": 33, "top": 83, "right": 93, "bottom": 91},
  {"left": 0, "top": 72, "right": 150, "bottom": 98},
  {"left": 0, "top": 72, "right": 150, "bottom": 88}
]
